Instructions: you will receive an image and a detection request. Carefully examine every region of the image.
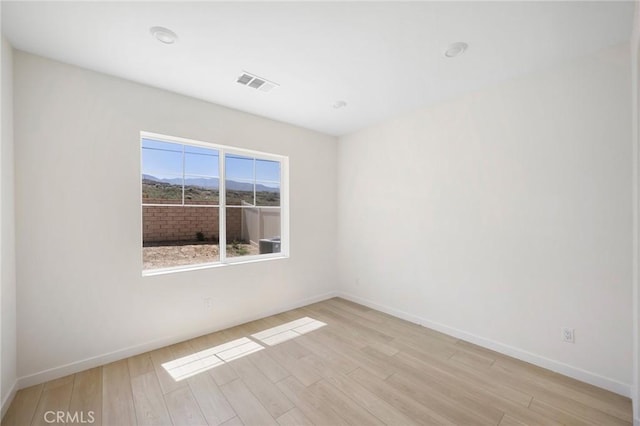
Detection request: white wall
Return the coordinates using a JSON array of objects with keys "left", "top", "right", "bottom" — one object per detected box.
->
[
  {"left": 632, "top": 2, "right": 640, "bottom": 421},
  {"left": 13, "top": 51, "right": 337, "bottom": 383},
  {"left": 338, "top": 43, "right": 633, "bottom": 395},
  {"left": 1, "top": 36, "right": 17, "bottom": 413}
]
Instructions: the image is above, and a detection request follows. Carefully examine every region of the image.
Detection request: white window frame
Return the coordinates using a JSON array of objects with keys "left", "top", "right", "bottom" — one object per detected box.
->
[{"left": 141, "top": 131, "right": 290, "bottom": 276}]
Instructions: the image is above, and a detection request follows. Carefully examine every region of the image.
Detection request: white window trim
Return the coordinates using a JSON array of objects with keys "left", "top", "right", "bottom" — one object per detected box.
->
[{"left": 141, "top": 131, "right": 290, "bottom": 276}]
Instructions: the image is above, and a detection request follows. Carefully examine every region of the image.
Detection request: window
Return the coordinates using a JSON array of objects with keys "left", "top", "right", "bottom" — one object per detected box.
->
[{"left": 141, "top": 132, "right": 288, "bottom": 273}]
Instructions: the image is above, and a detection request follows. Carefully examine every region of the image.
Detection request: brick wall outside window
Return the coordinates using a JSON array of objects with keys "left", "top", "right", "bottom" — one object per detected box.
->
[{"left": 142, "top": 206, "right": 243, "bottom": 243}]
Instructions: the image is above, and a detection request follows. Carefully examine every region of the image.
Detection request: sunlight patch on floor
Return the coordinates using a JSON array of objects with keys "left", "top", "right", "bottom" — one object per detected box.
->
[
  {"left": 251, "top": 317, "right": 327, "bottom": 346},
  {"left": 215, "top": 337, "right": 264, "bottom": 362},
  {"left": 162, "top": 337, "right": 263, "bottom": 381},
  {"left": 162, "top": 317, "right": 326, "bottom": 381}
]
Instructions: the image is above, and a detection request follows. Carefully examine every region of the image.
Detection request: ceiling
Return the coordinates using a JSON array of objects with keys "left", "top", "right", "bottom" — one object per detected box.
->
[{"left": 1, "top": 1, "right": 634, "bottom": 136}]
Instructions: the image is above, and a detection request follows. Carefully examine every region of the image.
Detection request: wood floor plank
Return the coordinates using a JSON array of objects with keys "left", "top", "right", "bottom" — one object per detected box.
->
[
  {"left": 275, "top": 376, "right": 349, "bottom": 426},
  {"left": 528, "top": 398, "right": 596, "bottom": 426},
  {"left": 1, "top": 384, "right": 43, "bottom": 426},
  {"left": 336, "top": 299, "right": 457, "bottom": 345},
  {"left": 454, "top": 339, "right": 511, "bottom": 363},
  {"left": 194, "top": 332, "right": 241, "bottom": 386},
  {"left": 348, "top": 367, "right": 452, "bottom": 425},
  {"left": 297, "top": 352, "right": 344, "bottom": 382},
  {"left": 293, "top": 334, "right": 358, "bottom": 375},
  {"left": 68, "top": 367, "right": 102, "bottom": 426},
  {"left": 378, "top": 348, "right": 508, "bottom": 424},
  {"left": 102, "top": 360, "right": 137, "bottom": 426},
  {"left": 188, "top": 333, "right": 217, "bottom": 352},
  {"left": 499, "top": 414, "right": 529, "bottom": 426},
  {"left": 265, "top": 341, "right": 322, "bottom": 387},
  {"left": 496, "top": 354, "right": 629, "bottom": 406},
  {"left": 490, "top": 363, "right": 631, "bottom": 426},
  {"left": 130, "top": 372, "right": 171, "bottom": 426},
  {"left": 313, "top": 305, "right": 395, "bottom": 346},
  {"left": 320, "top": 300, "right": 400, "bottom": 343},
  {"left": 391, "top": 334, "right": 458, "bottom": 361},
  {"left": 220, "top": 379, "right": 278, "bottom": 426},
  {"left": 43, "top": 375, "right": 74, "bottom": 391},
  {"left": 305, "top": 328, "right": 396, "bottom": 380},
  {"left": 295, "top": 307, "right": 369, "bottom": 349},
  {"left": 127, "top": 353, "right": 154, "bottom": 378},
  {"left": 3, "top": 298, "right": 632, "bottom": 426},
  {"left": 391, "top": 351, "right": 560, "bottom": 426},
  {"left": 219, "top": 416, "right": 244, "bottom": 426},
  {"left": 149, "top": 346, "right": 188, "bottom": 395},
  {"left": 228, "top": 356, "right": 294, "bottom": 419},
  {"left": 31, "top": 375, "right": 74, "bottom": 426},
  {"left": 494, "top": 357, "right": 632, "bottom": 422},
  {"left": 276, "top": 407, "right": 313, "bottom": 426},
  {"left": 329, "top": 297, "right": 458, "bottom": 345},
  {"left": 450, "top": 350, "right": 495, "bottom": 371},
  {"left": 309, "top": 379, "right": 385, "bottom": 426},
  {"left": 222, "top": 325, "right": 261, "bottom": 341},
  {"left": 386, "top": 371, "right": 500, "bottom": 425},
  {"left": 187, "top": 371, "right": 236, "bottom": 426},
  {"left": 323, "top": 372, "right": 418, "bottom": 425},
  {"left": 164, "top": 387, "right": 207, "bottom": 426},
  {"left": 210, "top": 363, "right": 239, "bottom": 386},
  {"left": 169, "top": 340, "right": 198, "bottom": 357},
  {"left": 393, "top": 342, "right": 533, "bottom": 407},
  {"left": 246, "top": 350, "right": 289, "bottom": 383},
  {"left": 327, "top": 297, "right": 372, "bottom": 312}
]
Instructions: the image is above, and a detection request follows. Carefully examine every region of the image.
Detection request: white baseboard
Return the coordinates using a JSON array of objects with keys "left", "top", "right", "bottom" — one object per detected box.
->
[
  {"left": 16, "top": 291, "right": 338, "bottom": 390},
  {"left": 634, "top": 386, "right": 639, "bottom": 426},
  {"left": 1, "top": 380, "right": 18, "bottom": 420},
  {"left": 336, "top": 291, "right": 632, "bottom": 398}
]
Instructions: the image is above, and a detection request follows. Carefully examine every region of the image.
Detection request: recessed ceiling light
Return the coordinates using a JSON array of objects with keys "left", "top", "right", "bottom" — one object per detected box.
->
[
  {"left": 150, "top": 26, "right": 178, "bottom": 44},
  {"left": 333, "top": 100, "right": 347, "bottom": 109},
  {"left": 444, "top": 42, "right": 468, "bottom": 58}
]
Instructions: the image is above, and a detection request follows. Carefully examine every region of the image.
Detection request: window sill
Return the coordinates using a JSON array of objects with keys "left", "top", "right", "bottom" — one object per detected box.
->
[{"left": 142, "top": 254, "right": 289, "bottom": 277}]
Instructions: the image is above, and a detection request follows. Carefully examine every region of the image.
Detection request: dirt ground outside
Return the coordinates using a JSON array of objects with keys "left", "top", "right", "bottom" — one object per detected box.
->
[{"left": 143, "top": 242, "right": 259, "bottom": 270}]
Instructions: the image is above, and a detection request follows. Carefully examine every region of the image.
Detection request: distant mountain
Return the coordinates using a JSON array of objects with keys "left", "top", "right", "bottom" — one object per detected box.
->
[
  {"left": 143, "top": 174, "right": 218, "bottom": 188},
  {"left": 143, "top": 174, "right": 278, "bottom": 193}
]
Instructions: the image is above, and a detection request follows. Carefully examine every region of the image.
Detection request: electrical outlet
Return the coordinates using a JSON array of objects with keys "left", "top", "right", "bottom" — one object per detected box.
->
[
  {"left": 561, "top": 327, "right": 575, "bottom": 343},
  {"left": 204, "top": 297, "right": 212, "bottom": 309}
]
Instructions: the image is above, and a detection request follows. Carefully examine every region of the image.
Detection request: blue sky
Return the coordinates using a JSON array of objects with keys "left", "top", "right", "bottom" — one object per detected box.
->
[{"left": 142, "top": 138, "right": 280, "bottom": 184}]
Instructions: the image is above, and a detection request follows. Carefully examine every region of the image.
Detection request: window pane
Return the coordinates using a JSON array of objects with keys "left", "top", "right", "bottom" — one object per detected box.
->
[
  {"left": 226, "top": 179, "right": 254, "bottom": 206},
  {"left": 257, "top": 208, "right": 282, "bottom": 254},
  {"left": 142, "top": 136, "right": 286, "bottom": 271},
  {"left": 256, "top": 182, "right": 280, "bottom": 206},
  {"left": 142, "top": 139, "right": 182, "bottom": 152},
  {"left": 225, "top": 155, "right": 254, "bottom": 180},
  {"left": 143, "top": 206, "right": 220, "bottom": 269},
  {"left": 185, "top": 145, "right": 217, "bottom": 155},
  {"left": 226, "top": 207, "right": 281, "bottom": 258},
  {"left": 142, "top": 177, "right": 182, "bottom": 204},
  {"left": 226, "top": 207, "right": 255, "bottom": 258},
  {"left": 142, "top": 143, "right": 182, "bottom": 176},
  {"left": 185, "top": 148, "right": 219, "bottom": 177},
  {"left": 184, "top": 177, "right": 219, "bottom": 205},
  {"left": 255, "top": 159, "right": 280, "bottom": 182}
]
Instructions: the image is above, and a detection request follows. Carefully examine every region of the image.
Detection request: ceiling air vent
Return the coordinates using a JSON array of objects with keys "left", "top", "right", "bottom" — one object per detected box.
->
[{"left": 236, "top": 71, "right": 279, "bottom": 93}]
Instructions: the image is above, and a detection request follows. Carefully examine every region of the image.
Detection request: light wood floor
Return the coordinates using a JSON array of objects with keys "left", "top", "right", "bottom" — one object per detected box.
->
[{"left": 2, "top": 297, "right": 633, "bottom": 425}]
